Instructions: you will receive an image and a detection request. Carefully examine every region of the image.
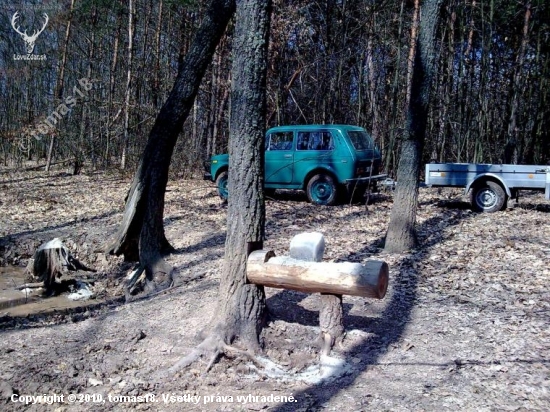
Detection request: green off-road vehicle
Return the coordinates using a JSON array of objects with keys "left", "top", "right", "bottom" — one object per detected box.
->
[{"left": 204, "top": 124, "right": 386, "bottom": 206}]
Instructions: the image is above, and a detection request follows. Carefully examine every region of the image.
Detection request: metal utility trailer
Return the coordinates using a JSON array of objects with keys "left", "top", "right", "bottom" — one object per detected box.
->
[{"left": 425, "top": 163, "right": 550, "bottom": 212}]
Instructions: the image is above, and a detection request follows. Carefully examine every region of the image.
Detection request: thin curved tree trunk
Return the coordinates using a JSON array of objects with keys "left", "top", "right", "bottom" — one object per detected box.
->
[
  {"left": 120, "top": 0, "right": 135, "bottom": 170},
  {"left": 106, "top": 0, "right": 236, "bottom": 289},
  {"left": 46, "top": 0, "right": 75, "bottom": 172}
]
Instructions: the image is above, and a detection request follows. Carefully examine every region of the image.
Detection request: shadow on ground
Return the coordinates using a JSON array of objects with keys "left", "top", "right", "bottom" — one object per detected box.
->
[
  {"left": 268, "top": 290, "right": 374, "bottom": 330},
  {"left": 269, "top": 209, "right": 471, "bottom": 411}
]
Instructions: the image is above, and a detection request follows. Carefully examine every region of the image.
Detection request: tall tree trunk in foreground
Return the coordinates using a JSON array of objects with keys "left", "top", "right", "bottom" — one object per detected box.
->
[
  {"left": 384, "top": 0, "right": 444, "bottom": 253},
  {"left": 106, "top": 0, "right": 235, "bottom": 290},
  {"left": 210, "top": 0, "right": 271, "bottom": 350}
]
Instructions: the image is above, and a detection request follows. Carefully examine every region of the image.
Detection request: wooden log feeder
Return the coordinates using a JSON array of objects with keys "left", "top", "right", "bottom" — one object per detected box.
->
[
  {"left": 246, "top": 232, "right": 389, "bottom": 354},
  {"left": 247, "top": 252, "right": 388, "bottom": 299}
]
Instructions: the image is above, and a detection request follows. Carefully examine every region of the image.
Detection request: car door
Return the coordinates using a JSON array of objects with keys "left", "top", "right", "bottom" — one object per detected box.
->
[
  {"left": 265, "top": 131, "right": 294, "bottom": 184},
  {"left": 293, "top": 130, "right": 336, "bottom": 183}
]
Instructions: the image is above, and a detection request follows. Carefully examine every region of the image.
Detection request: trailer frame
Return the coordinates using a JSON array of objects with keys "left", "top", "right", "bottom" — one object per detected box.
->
[{"left": 425, "top": 163, "right": 550, "bottom": 212}]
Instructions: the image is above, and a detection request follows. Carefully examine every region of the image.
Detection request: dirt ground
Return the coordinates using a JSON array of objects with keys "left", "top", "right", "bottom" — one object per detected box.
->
[{"left": 0, "top": 168, "right": 549, "bottom": 411}]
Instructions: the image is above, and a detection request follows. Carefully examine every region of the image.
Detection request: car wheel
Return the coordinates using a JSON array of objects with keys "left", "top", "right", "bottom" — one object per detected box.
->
[
  {"left": 216, "top": 171, "right": 229, "bottom": 200},
  {"left": 307, "top": 174, "right": 338, "bottom": 206},
  {"left": 471, "top": 181, "right": 506, "bottom": 213}
]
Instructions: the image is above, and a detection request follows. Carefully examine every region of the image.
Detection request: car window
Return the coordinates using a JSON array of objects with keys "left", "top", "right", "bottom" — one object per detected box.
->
[
  {"left": 266, "top": 131, "right": 294, "bottom": 151},
  {"left": 348, "top": 130, "right": 374, "bottom": 150},
  {"left": 297, "top": 131, "right": 334, "bottom": 151}
]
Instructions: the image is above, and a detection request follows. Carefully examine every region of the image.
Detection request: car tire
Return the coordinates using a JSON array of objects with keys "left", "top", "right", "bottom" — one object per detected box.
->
[
  {"left": 264, "top": 188, "right": 276, "bottom": 198},
  {"left": 471, "top": 181, "right": 506, "bottom": 213},
  {"left": 306, "top": 174, "right": 338, "bottom": 206},
  {"left": 216, "top": 171, "right": 229, "bottom": 200}
]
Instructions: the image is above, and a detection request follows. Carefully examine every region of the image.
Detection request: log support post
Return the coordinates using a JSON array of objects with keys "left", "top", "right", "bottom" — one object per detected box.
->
[
  {"left": 289, "top": 233, "right": 344, "bottom": 354},
  {"left": 247, "top": 232, "right": 389, "bottom": 355},
  {"left": 319, "top": 293, "right": 344, "bottom": 355}
]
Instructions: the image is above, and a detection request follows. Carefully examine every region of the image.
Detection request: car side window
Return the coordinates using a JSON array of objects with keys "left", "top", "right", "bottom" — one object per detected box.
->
[
  {"left": 297, "top": 131, "right": 334, "bottom": 151},
  {"left": 266, "top": 132, "right": 294, "bottom": 151}
]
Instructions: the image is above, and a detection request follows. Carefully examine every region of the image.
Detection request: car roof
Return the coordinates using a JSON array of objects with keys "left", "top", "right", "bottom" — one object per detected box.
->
[{"left": 267, "top": 124, "right": 365, "bottom": 133}]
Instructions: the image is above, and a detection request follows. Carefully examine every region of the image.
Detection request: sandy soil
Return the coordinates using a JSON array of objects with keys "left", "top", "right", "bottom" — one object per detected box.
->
[{"left": 0, "top": 169, "right": 549, "bottom": 411}]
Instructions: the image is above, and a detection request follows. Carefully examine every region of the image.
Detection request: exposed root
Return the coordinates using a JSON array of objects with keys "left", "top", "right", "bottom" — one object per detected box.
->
[
  {"left": 15, "top": 282, "right": 44, "bottom": 290},
  {"left": 164, "top": 335, "right": 352, "bottom": 385},
  {"left": 125, "top": 261, "right": 174, "bottom": 301},
  {"left": 168, "top": 335, "right": 264, "bottom": 375},
  {"left": 205, "top": 349, "right": 222, "bottom": 373}
]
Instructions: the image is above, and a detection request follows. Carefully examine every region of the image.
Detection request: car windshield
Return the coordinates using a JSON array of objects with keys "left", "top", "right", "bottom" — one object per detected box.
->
[{"left": 348, "top": 130, "right": 374, "bottom": 151}]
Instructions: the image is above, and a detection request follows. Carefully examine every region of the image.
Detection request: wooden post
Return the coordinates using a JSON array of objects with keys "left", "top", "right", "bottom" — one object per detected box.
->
[
  {"left": 319, "top": 292, "right": 344, "bottom": 355},
  {"left": 291, "top": 233, "right": 343, "bottom": 354}
]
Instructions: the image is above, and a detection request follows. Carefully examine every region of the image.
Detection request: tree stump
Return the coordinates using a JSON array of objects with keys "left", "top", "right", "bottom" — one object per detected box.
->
[{"left": 32, "top": 238, "right": 96, "bottom": 294}]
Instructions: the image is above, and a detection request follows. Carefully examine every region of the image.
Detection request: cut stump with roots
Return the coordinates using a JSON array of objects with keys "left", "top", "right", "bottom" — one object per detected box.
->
[{"left": 32, "top": 238, "right": 96, "bottom": 295}]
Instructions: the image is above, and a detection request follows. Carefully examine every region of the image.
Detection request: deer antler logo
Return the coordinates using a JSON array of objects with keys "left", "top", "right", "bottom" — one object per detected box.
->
[{"left": 11, "top": 12, "right": 49, "bottom": 55}]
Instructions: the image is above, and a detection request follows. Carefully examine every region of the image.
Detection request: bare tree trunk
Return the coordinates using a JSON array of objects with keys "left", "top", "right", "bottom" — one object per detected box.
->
[
  {"left": 209, "top": 0, "right": 271, "bottom": 350},
  {"left": 385, "top": 0, "right": 444, "bottom": 253},
  {"left": 106, "top": 0, "right": 236, "bottom": 290},
  {"left": 405, "top": 0, "right": 420, "bottom": 107},
  {"left": 105, "top": 6, "right": 123, "bottom": 168},
  {"left": 210, "top": 76, "right": 230, "bottom": 157},
  {"left": 504, "top": 1, "right": 531, "bottom": 164},
  {"left": 120, "top": 0, "right": 135, "bottom": 170},
  {"left": 464, "top": 0, "right": 476, "bottom": 58},
  {"left": 46, "top": 0, "right": 75, "bottom": 172},
  {"left": 152, "top": 0, "right": 164, "bottom": 109},
  {"left": 385, "top": 0, "right": 406, "bottom": 172},
  {"left": 367, "top": 27, "right": 380, "bottom": 141}
]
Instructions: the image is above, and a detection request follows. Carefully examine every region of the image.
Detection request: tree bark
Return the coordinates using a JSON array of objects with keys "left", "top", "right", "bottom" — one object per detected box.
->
[
  {"left": 385, "top": 0, "right": 444, "bottom": 253},
  {"left": 319, "top": 293, "right": 344, "bottom": 355},
  {"left": 120, "top": 0, "right": 135, "bottom": 170},
  {"left": 105, "top": 4, "right": 123, "bottom": 168},
  {"left": 405, "top": 0, "right": 421, "bottom": 108},
  {"left": 46, "top": 0, "right": 75, "bottom": 172},
  {"left": 385, "top": 0, "right": 406, "bottom": 172},
  {"left": 208, "top": 0, "right": 271, "bottom": 350},
  {"left": 504, "top": 1, "right": 531, "bottom": 164},
  {"left": 106, "top": 0, "right": 236, "bottom": 287}
]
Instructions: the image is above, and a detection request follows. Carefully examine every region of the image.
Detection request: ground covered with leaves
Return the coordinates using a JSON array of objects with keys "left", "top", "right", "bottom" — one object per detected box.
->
[{"left": 0, "top": 169, "right": 549, "bottom": 411}]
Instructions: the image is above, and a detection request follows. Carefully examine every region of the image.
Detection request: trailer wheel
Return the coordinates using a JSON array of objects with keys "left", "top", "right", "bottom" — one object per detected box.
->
[{"left": 471, "top": 181, "right": 507, "bottom": 213}]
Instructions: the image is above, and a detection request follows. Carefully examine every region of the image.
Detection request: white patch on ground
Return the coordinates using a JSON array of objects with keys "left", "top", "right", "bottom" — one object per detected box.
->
[
  {"left": 247, "top": 354, "right": 350, "bottom": 385},
  {"left": 67, "top": 281, "right": 93, "bottom": 301}
]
